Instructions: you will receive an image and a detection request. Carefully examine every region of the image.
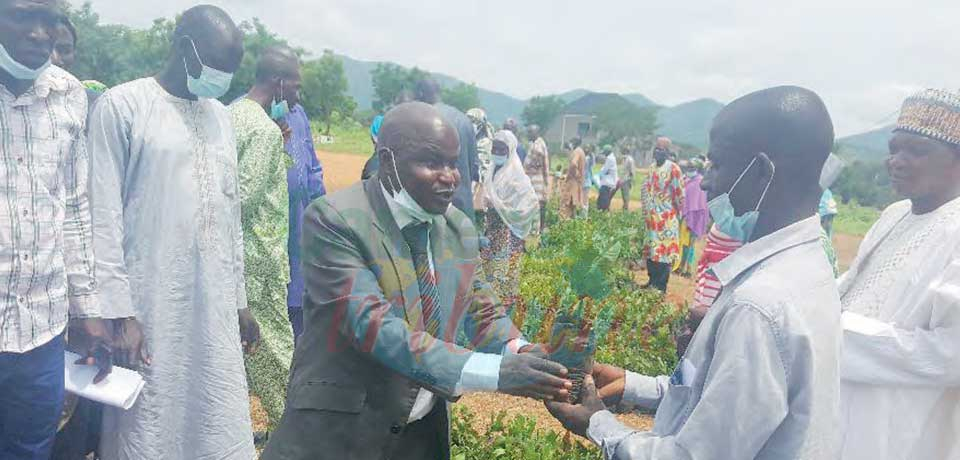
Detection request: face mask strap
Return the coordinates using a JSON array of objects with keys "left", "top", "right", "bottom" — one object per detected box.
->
[
  {"left": 184, "top": 36, "right": 204, "bottom": 71},
  {"left": 382, "top": 147, "right": 404, "bottom": 195},
  {"left": 729, "top": 156, "right": 759, "bottom": 194},
  {"left": 728, "top": 155, "right": 776, "bottom": 212},
  {"left": 754, "top": 161, "right": 776, "bottom": 212}
]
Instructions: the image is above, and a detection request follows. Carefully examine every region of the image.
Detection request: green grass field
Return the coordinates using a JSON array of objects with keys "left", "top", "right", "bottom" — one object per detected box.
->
[
  {"left": 311, "top": 122, "right": 373, "bottom": 156},
  {"left": 834, "top": 200, "right": 882, "bottom": 236}
]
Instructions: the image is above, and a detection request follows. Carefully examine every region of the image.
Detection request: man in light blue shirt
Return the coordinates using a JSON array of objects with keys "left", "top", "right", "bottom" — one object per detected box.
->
[{"left": 547, "top": 86, "right": 843, "bottom": 460}]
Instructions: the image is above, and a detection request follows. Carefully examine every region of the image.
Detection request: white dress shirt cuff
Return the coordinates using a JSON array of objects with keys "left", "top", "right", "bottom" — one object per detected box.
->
[
  {"left": 68, "top": 293, "right": 101, "bottom": 319},
  {"left": 503, "top": 337, "right": 531, "bottom": 354},
  {"left": 458, "top": 352, "right": 502, "bottom": 393},
  {"left": 587, "top": 410, "right": 637, "bottom": 453},
  {"left": 622, "top": 371, "right": 663, "bottom": 409}
]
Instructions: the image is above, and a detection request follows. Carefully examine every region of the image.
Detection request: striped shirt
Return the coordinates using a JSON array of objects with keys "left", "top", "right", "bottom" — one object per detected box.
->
[
  {"left": 693, "top": 225, "right": 742, "bottom": 309},
  {"left": 0, "top": 66, "right": 100, "bottom": 353}
]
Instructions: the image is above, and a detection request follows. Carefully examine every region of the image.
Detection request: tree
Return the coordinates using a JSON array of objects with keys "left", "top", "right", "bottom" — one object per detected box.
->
[
  {"left": 441, "top": 83, "right": 480, "bottom": 112},
  {"left": 372, "top": 63, "right": 409, "bottom": 112},
  {"left": 593, "top": 100, "right": 658, "bottom": 146},
  {"left": 223, "top": 18, "right": 298, "bottom": 104},
  {"left": 66, "top": 3, "right": 173, "bottom": 87},
  {"left": 301, "top": 50, "right": 357, "bottom": 134},
  {"left": 371, "top": 63, "right": 432, "bottom": 112},
  {"left": 832, "top": 158, "right": 897, "bottom": 208},
  {"left": 522, "top": 95, "right": 565, "bottom": 130}
]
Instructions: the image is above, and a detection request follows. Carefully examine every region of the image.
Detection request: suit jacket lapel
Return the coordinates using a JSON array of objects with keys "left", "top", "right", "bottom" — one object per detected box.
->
[{"left": 365, "top": 179, "right": 418, "bottom": 321}]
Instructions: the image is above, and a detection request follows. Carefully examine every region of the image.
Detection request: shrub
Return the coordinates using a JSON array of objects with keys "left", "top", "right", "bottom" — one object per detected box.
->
[
  {"left": 514, "top": 203, "right": 683, "bottom": 374},
  {"left": 451, "top": 407, "right": 601, "bottom": 460}
]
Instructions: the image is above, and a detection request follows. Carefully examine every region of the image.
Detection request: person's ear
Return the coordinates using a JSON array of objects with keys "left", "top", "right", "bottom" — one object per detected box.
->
[{"left": 755, "top": 152, "right": 775, "bottom": 185}]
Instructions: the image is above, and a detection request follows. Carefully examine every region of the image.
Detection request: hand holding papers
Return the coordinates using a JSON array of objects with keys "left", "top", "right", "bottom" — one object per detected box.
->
[{"left": 65, "top": 351, "right": 145, "bottom": 410}]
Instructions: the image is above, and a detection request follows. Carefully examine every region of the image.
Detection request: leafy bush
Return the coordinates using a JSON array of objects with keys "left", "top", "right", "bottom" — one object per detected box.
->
[
  {"left": 514, "top": 203, "right": 683, "bottom": 375},
  {"left": 596, "top": 290, "right": 683, "bottom": 377},
  {"left": 451, "top": 407, "right": 601, "bottom": 460},
  {"left": 832, "top": 159, "right": 898, "bottom": 209}
]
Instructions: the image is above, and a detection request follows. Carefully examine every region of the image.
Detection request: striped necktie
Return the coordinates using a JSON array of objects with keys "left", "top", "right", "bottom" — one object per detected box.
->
[{"left": 401, "top": 222, "right": 442, "bottom": 336}]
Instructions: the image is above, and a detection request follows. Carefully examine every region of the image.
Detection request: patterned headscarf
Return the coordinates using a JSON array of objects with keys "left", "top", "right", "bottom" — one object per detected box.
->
[
  {"left": 486, "top": 130, "right": 540, "bottom": 239},
  {"left": 895, "top": 88, "right": 960, "bottom": 146},
  {"left": 655, "top": 137, "right": 673, "bottom": 150},
  {"left": 467, "top": 108, "right": 494, "bottom": 140}
]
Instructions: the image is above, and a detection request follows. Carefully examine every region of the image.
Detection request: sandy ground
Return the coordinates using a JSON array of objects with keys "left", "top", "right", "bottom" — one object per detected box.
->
[{"left": 252, "top": 151, "right": 866, "bottom": 438}]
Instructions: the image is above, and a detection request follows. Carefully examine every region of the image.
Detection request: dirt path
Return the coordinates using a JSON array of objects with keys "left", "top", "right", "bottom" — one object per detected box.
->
[{"left": 318, "top": 150, "right": 367, "bottom": 193}]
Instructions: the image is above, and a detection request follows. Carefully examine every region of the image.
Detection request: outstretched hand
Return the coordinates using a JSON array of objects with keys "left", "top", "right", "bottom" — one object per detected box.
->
[
  {"left": 545, "top": 375, "right": 607, "bottom": 437},
  {"left": 498, "top": 353, "right": 572, "bottom": 401},
  {"left": 592, "top": 363, "right": 627, "bottom": 407}
]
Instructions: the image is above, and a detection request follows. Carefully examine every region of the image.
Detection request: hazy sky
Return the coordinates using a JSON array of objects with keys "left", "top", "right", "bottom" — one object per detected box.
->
[{"left": 86, "top": 0, "right": 958, "bottom": 136}]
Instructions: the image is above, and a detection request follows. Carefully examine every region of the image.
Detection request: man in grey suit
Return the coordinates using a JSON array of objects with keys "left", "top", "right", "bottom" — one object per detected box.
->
[{"left": 262, "top": 102, "right": 571, "bottom": 460}]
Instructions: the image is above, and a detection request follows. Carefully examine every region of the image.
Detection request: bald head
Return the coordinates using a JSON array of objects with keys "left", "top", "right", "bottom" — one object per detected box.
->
[
  {"left": 704, "top": 86, "right": 835, "bottom": 239},
  {"left": 377, "top": 102, "right": 461, "bottom": 214},
  {"left": 173, "top": 5, "right": 243, "bottom": 74},
  {"left": 256, "top": 45, "right": 300, "bottom": 83},
  {"left": 378, "top": 102, "right": 458, "bottom": 158},
  {"left": 712, "top": 86, "right": 833, "bottom": 182}
]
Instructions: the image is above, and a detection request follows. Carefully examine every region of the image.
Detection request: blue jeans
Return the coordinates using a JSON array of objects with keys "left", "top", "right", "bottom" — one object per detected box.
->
[{"left": 0, "top": 334, "right": 65, "bottom": 460}]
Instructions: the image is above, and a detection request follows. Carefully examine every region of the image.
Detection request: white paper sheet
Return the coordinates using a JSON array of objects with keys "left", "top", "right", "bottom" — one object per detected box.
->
[{"left": 64, "top": 351, "right": 145, "bottom": 410}]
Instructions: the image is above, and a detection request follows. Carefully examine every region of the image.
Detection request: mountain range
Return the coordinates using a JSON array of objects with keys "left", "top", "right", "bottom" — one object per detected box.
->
[
  {"left": 338, "top": 54, "right": 888, "bottom": 158},
  {"left": 836, "top": 125, "right": 894, "bottom": 162}
]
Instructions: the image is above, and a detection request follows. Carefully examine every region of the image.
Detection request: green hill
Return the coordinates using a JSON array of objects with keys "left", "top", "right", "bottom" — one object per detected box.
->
[
  {"left": 338, "top": 53, "right": 721, "bottom": 146},
  {"left": 623, "top": 93, "right": 658, "bottom": 108},
  {"left": 836, "top": 125, "right": 893, "bottom": 162},
  {"left": 655, "top": 98, "right": 725, "bottom": 150},
  {"left": 557, "top": 89, "right": 592, "bottom": 104},
  {"left": 338, "top": 54, "right": 524, "bottom": 124}
]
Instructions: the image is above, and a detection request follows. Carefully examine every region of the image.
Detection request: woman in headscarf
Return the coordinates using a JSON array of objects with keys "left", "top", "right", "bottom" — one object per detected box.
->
[
  {"left": 480, "top": 130, "right": 541, "bottom": 308},
  {"left": 467, "top": 108, "right": 496, "bottom": 225}
]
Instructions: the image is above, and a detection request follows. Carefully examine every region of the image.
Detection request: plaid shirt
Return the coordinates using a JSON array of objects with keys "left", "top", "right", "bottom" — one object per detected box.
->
[{"left": 0, "top": 66, "right": 100, "bottom": 353}]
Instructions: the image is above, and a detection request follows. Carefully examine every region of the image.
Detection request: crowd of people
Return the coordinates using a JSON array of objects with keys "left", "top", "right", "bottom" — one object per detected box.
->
[{"left": 0, "top": 1, "right": 958, "bottom": 460}]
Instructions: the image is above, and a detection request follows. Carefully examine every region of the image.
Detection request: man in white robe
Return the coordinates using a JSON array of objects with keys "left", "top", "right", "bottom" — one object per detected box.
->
[
  {"left": 840, "top": 89, "right": 960, "bottom": 460},
  {"left": 87, "top": 6, "right": 258, "bottom": 460}
]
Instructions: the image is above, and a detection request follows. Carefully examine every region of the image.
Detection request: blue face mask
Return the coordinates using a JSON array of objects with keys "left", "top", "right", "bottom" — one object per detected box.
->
[
  {"left": 707, "top": 156, "right": 775, "bottom": 243},
  {"left": 493, "top": 155, "right": 508, "bottom": 166},
  {"left": 183, "top": 38, "right": 233, "bottom": 99},
  {"left": 0, "top": 42, "right": 50, "bottom": 81},
  {"left": 270, "top": 79, "right": 290, "bottom": 120}
]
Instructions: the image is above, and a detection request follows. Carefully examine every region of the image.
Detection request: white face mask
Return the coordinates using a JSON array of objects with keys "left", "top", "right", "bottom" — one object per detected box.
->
[
  {"left": 0, "top": 42, "right": 50, "bottom": 81},
  {"left": 384, "top": 148, "right": 444, "bottom": 221}
]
